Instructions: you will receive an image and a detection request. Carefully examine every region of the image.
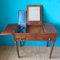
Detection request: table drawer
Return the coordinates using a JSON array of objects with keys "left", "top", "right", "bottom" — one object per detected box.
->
[
  {"left": 14, "top": 33, "right": 35, "bottom": 40},
  {"left": 14, "top": 33, "right": 26, "bottom": 39},
  {"left": 36, "top": 34, "right": 45, "bottom": 40},
  {"left": 26, "top": 34, "right": 35, "bottom": 40}
]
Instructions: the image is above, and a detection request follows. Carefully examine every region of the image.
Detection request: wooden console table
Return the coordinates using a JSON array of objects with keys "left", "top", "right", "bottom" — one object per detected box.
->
[{"left": 1, "top": 23, "right": 57, "bottom": 58}]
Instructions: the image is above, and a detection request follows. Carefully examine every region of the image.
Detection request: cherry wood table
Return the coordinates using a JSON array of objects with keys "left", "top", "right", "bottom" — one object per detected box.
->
[{"left": 1, "top": 23, "right": 58, "bottom": 58}]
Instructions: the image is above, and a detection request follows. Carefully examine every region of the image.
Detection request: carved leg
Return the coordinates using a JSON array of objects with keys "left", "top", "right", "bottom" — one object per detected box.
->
[
  {"left": 49, "top": 41, "right": 55, "bottom": 58},
  {"left": 16, "top": 41, "right": 20, "bottom": 58},
  {"left": 20, "top": 40, "right": 23, "bottom": 47},
  {"left": 47, "top": 41, "right": 49, "bottom": 47}
]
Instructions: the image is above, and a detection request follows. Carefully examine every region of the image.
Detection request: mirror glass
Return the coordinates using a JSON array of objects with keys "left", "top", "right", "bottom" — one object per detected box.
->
[
  {"left": 18, "top": 11, "right": 26, "bottom": 27},
  {"left": 28, "top": 6, "right": 40, "bottom": 21}
]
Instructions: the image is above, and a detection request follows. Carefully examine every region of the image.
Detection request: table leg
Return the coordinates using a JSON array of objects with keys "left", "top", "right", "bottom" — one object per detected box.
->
[
  {"left": 16, "top": 41, "right": 20, "bottom": 58},
  {"left": 47, "top": 41, "right": 49, "bottom": 47},
  {"left": 20, "top": 40, "right": 22, "bottom": 47},
  {"left": 49, "top": 41, "right": 55, "bottom": 58}
]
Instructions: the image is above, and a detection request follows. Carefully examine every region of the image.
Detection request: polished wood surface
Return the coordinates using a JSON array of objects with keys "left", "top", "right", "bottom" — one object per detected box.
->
[
  {"left": 14, "top": 23, "right": 57, "bottom": 41},
  {"left": 1, "top": 23, "right": 58, "bottom": 58},
  {"left": 1, "top": 24, "right": 18, "bottom": 35}
]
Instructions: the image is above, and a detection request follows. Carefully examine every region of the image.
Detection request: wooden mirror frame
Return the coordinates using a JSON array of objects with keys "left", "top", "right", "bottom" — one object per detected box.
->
[{"left": 27, "top": 5, "right": 42, "bottom": 25}]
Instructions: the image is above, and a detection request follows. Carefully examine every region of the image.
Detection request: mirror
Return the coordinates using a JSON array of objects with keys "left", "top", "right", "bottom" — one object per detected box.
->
[
  {"left": 18, "top": 10, "right": 26, "bottom": 27},
  {"left": 18, "top": 10, "right": 26, "bottom": 33},
  {"left": 27, "top": 5, "right": 42, "bottom": 22}
]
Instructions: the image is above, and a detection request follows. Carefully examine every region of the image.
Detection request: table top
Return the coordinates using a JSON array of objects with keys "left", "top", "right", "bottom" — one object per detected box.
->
[
  {"left": 0, "top": 23, "right": 57, "bottom": 35},
  {"left": 0, "top": 24, "right": 18, "bottom": 35}
]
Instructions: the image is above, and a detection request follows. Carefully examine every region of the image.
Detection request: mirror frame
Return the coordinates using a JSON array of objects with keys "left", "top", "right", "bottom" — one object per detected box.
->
[{"left": 27, "top": 5, "right": 42, "bottom": 25}]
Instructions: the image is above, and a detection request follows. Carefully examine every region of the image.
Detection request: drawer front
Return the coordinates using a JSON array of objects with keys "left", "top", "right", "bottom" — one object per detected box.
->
[
  {"left": 15, "top": 33, "right": 51, "bottom": 41},
  {"left": 26, "top": 34, "right": 35, "bottom": 40},
  {"left": 15, "top": 34, "right": 26, "bottom": 39},
  {"left": 36, "top": 34, "right": 51, "bottom": 40},
  {"left": 36, "top": 34, "right": 45, "bottom": 40},
  {"left": 15, "top": 33, "right": 35, "bottom": 40}
]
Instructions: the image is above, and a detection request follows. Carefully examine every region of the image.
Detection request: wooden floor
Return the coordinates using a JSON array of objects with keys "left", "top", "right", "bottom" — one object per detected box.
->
[{"left": 0, "top": 46, "right": 60, "bottom": 60}]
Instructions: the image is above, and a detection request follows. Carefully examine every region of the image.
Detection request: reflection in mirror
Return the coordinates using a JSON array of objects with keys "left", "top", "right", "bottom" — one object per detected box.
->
[
  {"left": 18, "top": 11, "right": 26, "bottom": 27},
  {"left": 28, "top": 6, "right": 41, "bottom": 21}
]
